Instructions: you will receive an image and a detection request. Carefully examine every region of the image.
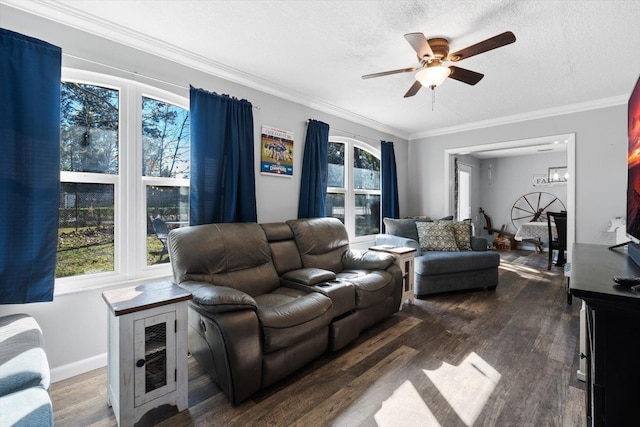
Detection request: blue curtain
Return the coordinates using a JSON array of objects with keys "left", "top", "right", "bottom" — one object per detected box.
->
[
  {"left": 297, "top": 119, "right": 330, "bottom": 218},
  {"left": 189, "top": 86, "right": 257, "bottom": 225},
  {"left": 381, "top": 141, "right": 400, "bottom": 225},
  {"left": 0, "top": 29, "right": 61, "bottom": 304}
]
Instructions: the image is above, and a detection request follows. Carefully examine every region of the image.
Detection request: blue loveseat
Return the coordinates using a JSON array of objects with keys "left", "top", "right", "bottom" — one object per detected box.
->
[
  {"left": 376, "top": 217, "right": 500, "bottom": 296},
  {"left": 0, "top": 313, "right": 53, "bottom": 427}
]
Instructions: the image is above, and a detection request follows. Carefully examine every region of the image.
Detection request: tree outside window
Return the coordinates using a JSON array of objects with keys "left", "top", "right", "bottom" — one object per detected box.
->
[
  {"left": 60, "top": 82, "right": 119, "bottom": 174},
  {"left": 58, "top": 82, "right": 119, "bottom": 278},
  {"left": 57, "top": 78, "right": 190, "bottom": 282},
  {"left": 142, "top": 96, "right": 190, "bottom": 265},
  {"left": 326, "top": 139, "right": 381, "bottom": 238}
]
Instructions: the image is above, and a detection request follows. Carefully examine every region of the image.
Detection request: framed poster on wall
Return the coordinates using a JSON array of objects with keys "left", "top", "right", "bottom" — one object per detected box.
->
[{"left": 260, "top": 125, "right": 294, "bottom": 177}]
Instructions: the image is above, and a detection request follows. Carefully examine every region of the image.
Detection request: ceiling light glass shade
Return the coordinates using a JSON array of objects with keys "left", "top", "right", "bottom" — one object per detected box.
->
[{"left": 416, "top": 66, "right": 452, "bottom": 88}]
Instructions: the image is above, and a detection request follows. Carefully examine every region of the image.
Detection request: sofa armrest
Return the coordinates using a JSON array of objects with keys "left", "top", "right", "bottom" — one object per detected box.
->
[
  {"left": 177, "top": 281, "right": 257, "bottom": 313},
  {"left": 343, "top": 249, "right": 396, "bottom": 270},
  {"left": 282, "top": 268, "right": 336, "bottom": 286},
  {"left": 471, "top": 236, "right": 489, "bottom": 251},
  {"left": 375, "top": 234, "right": 421, "bottom": 254}
]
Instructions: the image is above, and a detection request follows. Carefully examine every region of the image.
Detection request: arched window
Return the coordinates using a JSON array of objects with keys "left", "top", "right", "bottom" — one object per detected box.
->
[{"left": 326, "top": 137, "right": 381, "bottom": 240}]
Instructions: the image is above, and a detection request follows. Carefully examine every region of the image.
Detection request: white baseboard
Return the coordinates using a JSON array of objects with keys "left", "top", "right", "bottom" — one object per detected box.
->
[{"left": 51, "top": 353, "right": 108, "bottom": 383}]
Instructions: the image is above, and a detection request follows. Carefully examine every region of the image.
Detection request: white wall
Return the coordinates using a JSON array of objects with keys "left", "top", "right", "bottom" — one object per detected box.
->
[
  {"left": 409, "top": 105, "right": 627, "bottom": 246},
  {"left": 0, "top": 6, "right": 409, "bottom": 380}
]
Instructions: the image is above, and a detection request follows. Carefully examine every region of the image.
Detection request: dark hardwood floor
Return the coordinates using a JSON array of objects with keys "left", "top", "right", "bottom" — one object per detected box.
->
[{"left": 51, "top": 250, "right": 585, "bottom": 426}]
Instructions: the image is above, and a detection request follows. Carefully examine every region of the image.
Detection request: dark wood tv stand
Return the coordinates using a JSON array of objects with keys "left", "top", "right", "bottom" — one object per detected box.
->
[{"left": 570, "top": 243, "right": 640, "bottom": 426}]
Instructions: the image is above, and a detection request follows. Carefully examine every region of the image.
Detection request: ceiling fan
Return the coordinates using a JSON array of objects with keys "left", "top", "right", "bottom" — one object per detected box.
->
[{"left": 362, "top": 31, "right": 516, "bottom": 98}]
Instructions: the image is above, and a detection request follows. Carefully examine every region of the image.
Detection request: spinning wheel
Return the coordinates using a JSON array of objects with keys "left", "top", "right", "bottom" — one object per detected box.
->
[{"left": 510, "top": 192, "right": 565, "bottom": 230}]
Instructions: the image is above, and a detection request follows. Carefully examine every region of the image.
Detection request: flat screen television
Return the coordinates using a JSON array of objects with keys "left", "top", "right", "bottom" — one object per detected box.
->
[{"left": 626, "top": 74, "right": 640, "bottom": 262}]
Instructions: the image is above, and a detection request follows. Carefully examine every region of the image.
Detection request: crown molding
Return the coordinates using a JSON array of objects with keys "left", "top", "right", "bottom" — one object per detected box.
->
[
  {"left": 409, "top": 95, "right": 628, "bottom": 140},
  {"left": 3, "top": 0, "right": 624, "bottom": 143},
  {"left": 1, "top": 0, "right": 408, "bottom": 140}
]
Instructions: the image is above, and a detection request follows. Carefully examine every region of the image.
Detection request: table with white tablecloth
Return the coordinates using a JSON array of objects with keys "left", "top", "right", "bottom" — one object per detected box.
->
[{"left": 514, "top": 221, "right": 557, "bottom": 241}]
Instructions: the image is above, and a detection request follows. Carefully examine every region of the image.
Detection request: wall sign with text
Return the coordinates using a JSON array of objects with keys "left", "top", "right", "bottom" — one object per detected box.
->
[{"left": 532, "top": 174, "right": 551, "bottom": 187}]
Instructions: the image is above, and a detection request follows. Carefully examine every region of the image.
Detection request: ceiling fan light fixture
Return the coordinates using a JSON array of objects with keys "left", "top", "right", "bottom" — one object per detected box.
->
[{"left": 415, "top": 65, "right": 451, "bottom": 89}]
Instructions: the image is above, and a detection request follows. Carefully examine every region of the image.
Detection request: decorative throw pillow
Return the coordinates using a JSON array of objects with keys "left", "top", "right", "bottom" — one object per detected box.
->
[
  {"left": 450, "top": 219, "right": 472, "bottom": 250},
  {"left": 416, "top": 221, "right": 459, "bottom": 251},
  {"left": 383, "top": 217, "right": 419, "bottom": 242}
]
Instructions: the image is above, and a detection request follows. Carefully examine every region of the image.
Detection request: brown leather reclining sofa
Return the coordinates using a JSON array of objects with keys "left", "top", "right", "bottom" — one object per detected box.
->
[{"left": 168, "top": 217, "right": 402, "bottom": 405}]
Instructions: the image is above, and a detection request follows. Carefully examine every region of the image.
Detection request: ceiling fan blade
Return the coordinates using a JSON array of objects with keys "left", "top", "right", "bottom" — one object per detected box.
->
[
  {"left": 448, "top": 66, "right": 484, "bottom": 85},
  {"left": 404, "top": 80, "right": 423, "bottom": 98},
  {"left": 404, "top": 32, "right": 435, "bottom": 59},
  {"left": 362, "top": 66, "right": 418, "bottom": 79},
  {"left": 449, "top": 31, "right": 516, "bottom": 62}
]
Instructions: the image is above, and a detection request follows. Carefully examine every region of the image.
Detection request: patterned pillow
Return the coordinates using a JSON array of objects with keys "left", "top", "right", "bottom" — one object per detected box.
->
[
  {"left": 449, "top": 219, "right": 472, "bottom": 250},
  {"left": 416, "top": 221, "right": 459, "bottom": 251}
]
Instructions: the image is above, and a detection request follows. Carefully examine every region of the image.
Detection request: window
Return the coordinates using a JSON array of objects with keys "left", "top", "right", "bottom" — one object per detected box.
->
[
  {"left": 57, "top": 70, "right": 189, "bottom": 292},
  {"left": 141, "top": 96, "right": 190, "bottom": 265},
  {"left": 58, "top": 82, "right": 119, "bottom": 278},
  {"left": 326, "top": 137, "right": 381, "bottom": 239}
]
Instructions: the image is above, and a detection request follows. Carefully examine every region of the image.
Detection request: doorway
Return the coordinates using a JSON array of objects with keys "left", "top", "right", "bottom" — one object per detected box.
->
[{"left": 444, "top": 133, "right": 575, "bottom": 260}]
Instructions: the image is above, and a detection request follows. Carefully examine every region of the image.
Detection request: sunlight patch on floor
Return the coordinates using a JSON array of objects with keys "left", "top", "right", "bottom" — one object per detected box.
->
[
  {"left": 423, "top": 352, "right": 501, "bottom": 426},
  {"left": 499, "top": 262, "right": 553, "bottom": 281},
  {"left": 374, "top": 380, "right": 441, "bottom": 427}
]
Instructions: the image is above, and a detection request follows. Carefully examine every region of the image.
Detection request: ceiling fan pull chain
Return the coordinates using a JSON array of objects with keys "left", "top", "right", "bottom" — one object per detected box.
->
[{"left": 432, "top": 87, "right": 435, "bottom": 111}]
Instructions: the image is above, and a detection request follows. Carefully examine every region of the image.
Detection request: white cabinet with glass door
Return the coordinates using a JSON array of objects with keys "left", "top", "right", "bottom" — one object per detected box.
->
[{"left": 103, "top": 281, "right": 191, "bottom": 426}]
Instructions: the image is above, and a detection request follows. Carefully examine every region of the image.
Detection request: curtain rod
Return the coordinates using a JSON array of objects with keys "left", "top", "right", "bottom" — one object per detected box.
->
[{"left": 62, "top": 52, "right": 261, "bottom": 110}]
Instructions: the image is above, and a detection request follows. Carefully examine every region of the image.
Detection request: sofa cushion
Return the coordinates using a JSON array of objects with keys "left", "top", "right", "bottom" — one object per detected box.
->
[
  {"left": 416, "top": 221, "right": 459, "bottom": 251},
  {"left": 287, "top": 218, "right": 349, "bottom": 272},
  {"left": 337, "top": 270, "right": 394, "bottom": 309},
  {"left": 383, "top": 217, "right": 420, "bottom": 242},
  {"left": 169, "top": 223, "right": 282, "bottom": 297},
  {"left": 260, "top": 222, "right": 294, "bottom": 241},
  {"left": 261, "top": 222, "right": 303, "bottom": 275},
  {"left": 443, "top": 219, "right": 472, "bottom": 251},
  {"left": 255, "top": 288, "right": 333, "bottom": 353},
  {"left": 0, "top": 314, "right": 50, "bottom": 396},
  {"left": 0, "top": 386, "right": 53, "bottom": 427},
  {"left": 415, "top": 250, "right": 500, "bottom": 275}
]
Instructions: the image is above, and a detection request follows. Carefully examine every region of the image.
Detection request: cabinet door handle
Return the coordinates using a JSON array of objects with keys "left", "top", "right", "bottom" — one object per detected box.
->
[{"left": 136, "top": 359, "right": 146, "bottom": 368}]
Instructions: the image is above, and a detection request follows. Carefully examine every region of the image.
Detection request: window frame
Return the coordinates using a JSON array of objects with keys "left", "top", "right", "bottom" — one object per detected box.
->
[
  {"left": 56, "top": 69, "right": 189, "bottom": 295},
  {"left": 327, "top": 136, "right": 381, "bottom": 243}
]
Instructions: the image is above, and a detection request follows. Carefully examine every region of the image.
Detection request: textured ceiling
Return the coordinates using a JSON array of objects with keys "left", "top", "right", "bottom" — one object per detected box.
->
[{"left": 6, "top": 0, "right": 640, "bottom": 139}]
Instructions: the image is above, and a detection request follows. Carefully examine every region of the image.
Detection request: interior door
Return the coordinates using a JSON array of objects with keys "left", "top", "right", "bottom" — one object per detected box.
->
[{"left": 457, "top": 162, "right": 472, "bottom": 221}]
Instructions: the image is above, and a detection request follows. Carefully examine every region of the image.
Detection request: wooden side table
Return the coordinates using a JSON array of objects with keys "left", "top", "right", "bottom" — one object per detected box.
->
[
  {"left": 369, "top": 245, "right": 416, "bottom": 309},
  {"left": 102, "top": 281, "right": 192, "bottom": 426}
]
